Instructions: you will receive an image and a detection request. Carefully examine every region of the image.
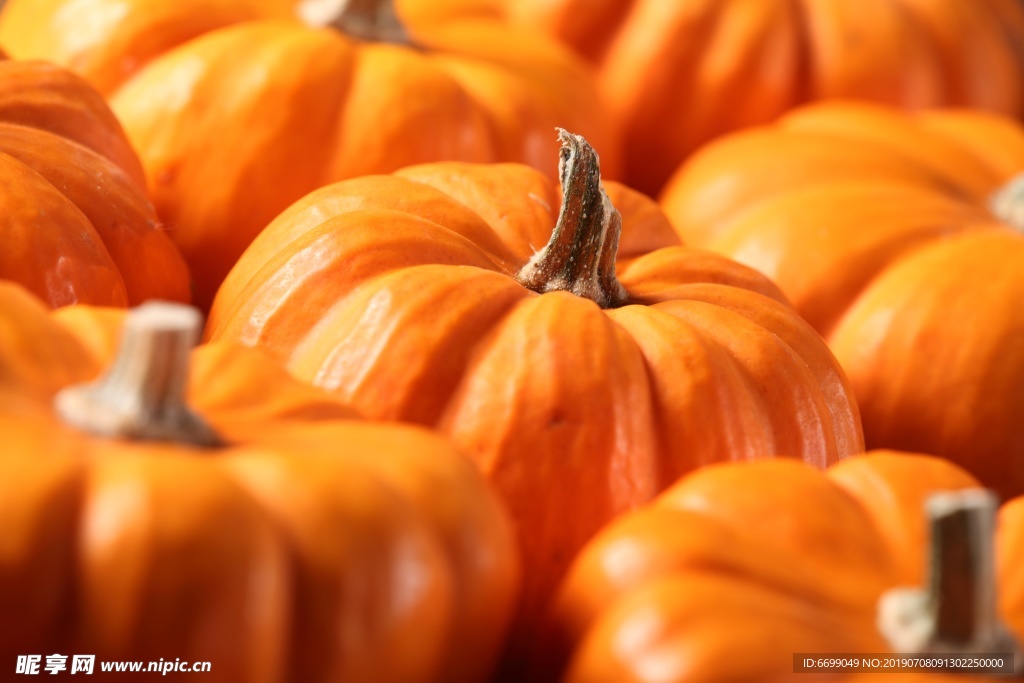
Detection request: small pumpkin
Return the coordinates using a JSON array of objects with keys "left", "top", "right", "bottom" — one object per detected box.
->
[
  {"left": 660, "top": 102, "right": 1024, "bottom": 500},
  {"left": 0, "top": 0, "right": 616, "bottom": 309},
  {"left": 0, "top": 55, "right": 189, "bottom": 307},
  {"left": 401, "top": 0, "right": 1024, "bottom": 196},
  {"left": 0, "top": 282, "right": 519, "bottom": 683},
  {"left": 546, "top": 452, "right": 1024, "bottom": 682},
  {"left": 206, "top": 130, "right": 864, "bottom": 649}
]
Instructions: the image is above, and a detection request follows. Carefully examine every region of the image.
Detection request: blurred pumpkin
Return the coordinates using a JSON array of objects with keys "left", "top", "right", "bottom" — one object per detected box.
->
[
  {"left": 660, "top": 102, "right": 1024, "bottom": 500},
  {"left": 0, "top": 0, "right": 616, "bottom": 310},
  {"left": 0, "top": 55, "right": 189, "bottom": 307},
  {"left": 546, "top": 452, "right": 1024, "bottom": 682},
  {"left": 0, "top": 281, "right": 519, "bottom": 683},
  {"left": 206, "top": 129, "right": 864, "bottom": 653},
  {"left": 400, "top": 0, "right": 1024, "bottom": 197}
]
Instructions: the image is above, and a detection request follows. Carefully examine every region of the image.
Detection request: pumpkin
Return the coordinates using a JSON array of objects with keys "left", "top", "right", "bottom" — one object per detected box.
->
[
  {"left": 659, "top": 102, "right": 1024, "bottom": 500},
  {"left": 0, "top": 282, "right": 519, "bottom": 683},
  {"left": 0, "top": 55, "right": 189, "bottom": 307},
  {"left": 544, "top": 452, "right": 1024, "bottom": 682},
  {"left": 206, "top": 129, "right": 864, "bottom": 654},
  {"left": 0, "top": 0, "right": 616, "bottom": 310},
  {"left": 400, "top": 0, "right": 1024, "bottom": 196}
]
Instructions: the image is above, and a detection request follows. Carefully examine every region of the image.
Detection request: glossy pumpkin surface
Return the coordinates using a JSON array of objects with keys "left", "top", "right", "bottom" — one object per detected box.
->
[
  {"left": 0, "top": 282, "right": 519, "bottom": 683},
  {"left": 660, "top": 102, "right": 1024, "bottom": 500},
  {"left": 547, "top": 452, "right": 1024, "bottom": 683},
  {"left": 0, "top": 0, "right": 616, "bottom": 309},
  {"left": 207, "top": 132, "right": 864, "bottom": 648},
  {"left": 0, "top": 56, "right": 189, "bottom": 307}
]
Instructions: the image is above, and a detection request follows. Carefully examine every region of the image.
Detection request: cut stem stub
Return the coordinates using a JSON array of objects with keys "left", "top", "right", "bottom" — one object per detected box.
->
[
  {"left": 297, "top": 0, "right": 411, "bottom": 45},
  {"left": 516, "top": 129, "right": 629, "bottom": 309},
  {"left": 54, "top": 302, "right": 221, "bottom": 448},
  {"left": 991, "top": 173, "right": 1024, "bottom": 234},
  {"left": 878, "top": 489, "right": 1021, "bottom": 673}
]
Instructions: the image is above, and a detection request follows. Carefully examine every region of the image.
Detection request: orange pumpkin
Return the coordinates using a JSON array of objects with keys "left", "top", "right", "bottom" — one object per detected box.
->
[
  {"left": 206, "top": 130, "right": 864, "bottom": 649},
  {"left": 660, "top": 102, "right": 1024, "bottom": 500},
  {"left": 0, "top": 55, "right": 189, "bottom": 307},
  {"left": 0, "top": 0, "right": 616, "bottom": 310},
  {"left": 0, "top": 282, "right": 519, "bottom": 683},
  {"left": 545, "top": 452, "right": 1024, "bottom": 682},
  {"left": 402, "top": 0, "right": 1024, "bottom": 196}
]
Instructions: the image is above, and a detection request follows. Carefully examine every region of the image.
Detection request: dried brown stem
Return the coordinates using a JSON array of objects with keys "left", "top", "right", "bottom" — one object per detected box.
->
[{"left": 516, "top": 129, "right": 629, "bottom": 309}]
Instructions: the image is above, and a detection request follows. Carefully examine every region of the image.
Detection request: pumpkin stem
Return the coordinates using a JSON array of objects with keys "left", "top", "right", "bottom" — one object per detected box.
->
[
  {"left": 877, "top": 490, "right": 1021, "bottom": 670},
  {"left": 516, "top": 129, "right": 629, "bottom": 309},
  {"left": 297, "top": 0, "right": 411, "bottom": 45},
  {"left": 990, "top": 174, "right": 1024, "bottom": 233},
  {"left": 54, "top": 302, "right": 221, "bottom": 447}
]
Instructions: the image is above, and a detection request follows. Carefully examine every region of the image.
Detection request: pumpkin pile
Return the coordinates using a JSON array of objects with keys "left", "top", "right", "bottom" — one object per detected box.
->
[
  {"left": 0, "top": 0, "right": 616, "bottom": 309},
  {"left": 400, "top": 0, "right": 1024, "bottom": 196},
  {"left": 0, "top": 281, "right": 519, "bottom": 683},
  {"left": 1, "top": 0, "right": 1024, "bottom": 681},
  {"left": 661, "top": 102, "right": 1024, "bottom": 500}
]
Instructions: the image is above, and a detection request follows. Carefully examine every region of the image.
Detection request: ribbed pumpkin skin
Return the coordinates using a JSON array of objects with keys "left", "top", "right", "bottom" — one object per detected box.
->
[
  {"left": 0, "top": 57, "right": 189, "bottom": 307},
  {"left": 550, "top": 452, "right": 1023, "bottom": 683},
  {"left": 206, "top": 160, "right": 864, "bottom": 642},
  {"left": 0, "top": 0, "right": 616, "bottom": 310},
  {"left": 660, "top": 102, "right": 1024, "bottom": 500},
  {"left": 0, "top": 282, "right": 520, "bottom": 683},
  {"left": 402, "top": 0, "right": 1024, "bottom": 196}
]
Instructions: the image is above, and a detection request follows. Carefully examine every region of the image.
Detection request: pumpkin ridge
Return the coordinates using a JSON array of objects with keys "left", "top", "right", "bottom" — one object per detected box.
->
[
  {"left": 0, "top": 152, "right": 128, "bottom": 308},
  {"left": 624, "top": 281, "right": 865, "bottom": 459},
  {"left": 0, "top": 123, "right": 189, "bottom": 306},
  {"left": 712, "top": 181, "right": 996, "bottom": 337},
  {"left": 436, "top": 289, "right": 661, "bottom": 644},
  {"left": 208, "top": 174, "right": 521, "bottom": 325},
  {"left": 557, "top": 505, "right": 870, "bottom": 632},
  {"left": 660, "top": 128, "right": 967, "bottom": 246},
  {"left": 779, "top": 104, "right": 1001, "bottom": 198},
  {"left": 207, "top": 209, "right": 509, "bottom": 357},
  {"left": 0, "top": 60, "right": 146, "bottom": 183},
  {"left": 604, "top": 303, "right": 769, "bottom": 479},
  {"left": 822, "top": 221, "right": 1010, "bottom": 343},
  {"left": 617, "top": 246, "right": 790, "bottom": 306},
  {"left": 392, "top": 163, "right": 560, "bottom": 264},
  {"left": 289, "top": 264, "right": 527, "bottom": 423},
  {"left": 655, "top": 298, "right": 846, "bottom": 464}
]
